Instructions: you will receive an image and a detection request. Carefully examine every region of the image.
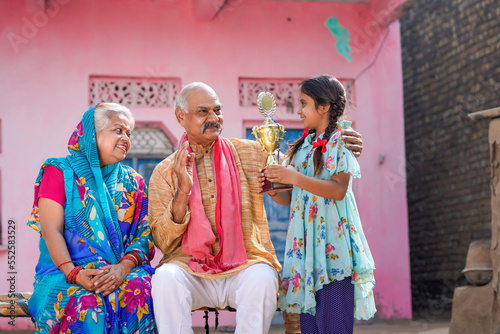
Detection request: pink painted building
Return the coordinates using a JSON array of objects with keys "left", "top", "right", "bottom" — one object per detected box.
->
[{"left": 0, "top": 0, "right": 412, "bottom": 329}]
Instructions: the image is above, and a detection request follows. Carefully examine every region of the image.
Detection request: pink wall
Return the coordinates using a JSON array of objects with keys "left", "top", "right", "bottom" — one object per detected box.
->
[{"left": 0, "top": 0, "right": 411, "bottom": 329}]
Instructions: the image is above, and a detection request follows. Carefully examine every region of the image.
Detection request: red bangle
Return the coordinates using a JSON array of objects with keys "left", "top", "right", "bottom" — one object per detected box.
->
[
  {"left": 119, "top": 255, "right": 138, "bottom": 267},
  {"left": 120, "top": 255, "right": 136, "bottom": 265},
  {"left": 268, "top": 193, "right": 277, "bottom": 197},
  {"left": 57, "top": 260, "right": 74, "bottom": 270},
  {"left": 126, "top": 251, "right": 142, "bottom": 266},
  {"left": 127, "top": 255, "right": 138, "bottom": 266},
  {"left": 66, "top": 266, "right": 84, "bottom": 284}
]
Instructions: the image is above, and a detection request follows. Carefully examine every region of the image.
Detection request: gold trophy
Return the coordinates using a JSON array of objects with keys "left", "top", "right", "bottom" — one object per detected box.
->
[{"left": 252, "top": 92, "right": 293, "bottom": 194}]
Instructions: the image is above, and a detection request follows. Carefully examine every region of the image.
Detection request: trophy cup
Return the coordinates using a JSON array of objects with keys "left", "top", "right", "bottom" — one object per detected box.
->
[{"left": 252, "top": 92, "right": 293, "bottom": 194}]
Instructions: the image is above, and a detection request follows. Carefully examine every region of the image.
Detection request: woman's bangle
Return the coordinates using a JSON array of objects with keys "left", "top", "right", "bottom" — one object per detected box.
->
[
  {"left": 57, "top": 260, "right": 74, "bottom": 270},
  {"left": 268, "top": 192, "right": 278, "bottom": 197},
  {"left": 66, "top": 266, "right": 84, "bottom": 284},
  {"left": 119, "top": 255, "right": 137, "bottom": 266},
  {"left": 177, "top": 185, "right": 191, "bottom": 196},
  {"left": 119, "top": 255, "right": 138, "bottom": 268},
  {"left": 126, "top": 251, "right": 142, "bottom": 266}
]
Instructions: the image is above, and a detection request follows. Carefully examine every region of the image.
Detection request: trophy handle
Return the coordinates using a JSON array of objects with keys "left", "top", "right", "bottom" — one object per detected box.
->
[
  {"left": 279, "top": 125, "right": 286, "bottom": 141},
  {"left": 252, "top": 126, "right": 266, "bottom": 152}
]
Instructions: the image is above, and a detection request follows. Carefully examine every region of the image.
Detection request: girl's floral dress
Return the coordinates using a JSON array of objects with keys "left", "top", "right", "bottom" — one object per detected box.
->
[{"left": 278, "top": 121, "right": 376, "bottom": 320}]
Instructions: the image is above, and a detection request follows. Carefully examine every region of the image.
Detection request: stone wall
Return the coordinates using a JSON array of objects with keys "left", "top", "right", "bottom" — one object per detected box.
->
[{"left": 400, "top": 0, "right": 500, "bottom": 316}]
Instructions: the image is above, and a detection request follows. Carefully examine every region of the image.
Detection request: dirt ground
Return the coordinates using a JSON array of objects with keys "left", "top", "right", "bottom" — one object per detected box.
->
[
  {"left": 0, "top": 318, "right": 450, "bottom": 334},
  {"left": 190, "top": 319, "right": 450, "bottom": 334}
]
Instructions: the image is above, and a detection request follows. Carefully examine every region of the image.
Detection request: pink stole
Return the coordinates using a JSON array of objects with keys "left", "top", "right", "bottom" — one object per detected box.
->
[{"left": 181, "top": 137, "right": 248, "bottom": 274}]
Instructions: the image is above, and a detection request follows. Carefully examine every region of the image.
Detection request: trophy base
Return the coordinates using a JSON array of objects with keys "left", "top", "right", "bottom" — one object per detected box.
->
[{"left": 260, "top": 178, "right": 293, "bottom": 194}]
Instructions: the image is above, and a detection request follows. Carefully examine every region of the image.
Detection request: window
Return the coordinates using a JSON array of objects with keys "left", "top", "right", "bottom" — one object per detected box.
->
[{"left": 122, "top": 126, "right": 175, "bottom": 186}]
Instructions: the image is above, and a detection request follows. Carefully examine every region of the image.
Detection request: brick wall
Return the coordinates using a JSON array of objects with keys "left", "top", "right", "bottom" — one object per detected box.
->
[{"left": 400, "top": 0, "right": 500, "bottom": 317}]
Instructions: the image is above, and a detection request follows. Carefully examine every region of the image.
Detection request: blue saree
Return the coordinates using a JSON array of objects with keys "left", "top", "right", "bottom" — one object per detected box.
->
[{"left": 27, "top": 105, "right": 157, "bottom": 333}]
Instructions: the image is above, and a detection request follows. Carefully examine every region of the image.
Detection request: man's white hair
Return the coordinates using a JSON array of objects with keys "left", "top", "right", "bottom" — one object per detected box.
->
[
  {"left": 174, "top": 82, "right": 216, "bottom": 112},
  {"left": 94, "top": 103, "right": 135, "bottom": 133}
]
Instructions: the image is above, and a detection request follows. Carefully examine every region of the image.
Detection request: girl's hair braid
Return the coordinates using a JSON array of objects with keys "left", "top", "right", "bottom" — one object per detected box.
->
[{"left": 286, "top": 75, "right": 346, "bottom": 176}]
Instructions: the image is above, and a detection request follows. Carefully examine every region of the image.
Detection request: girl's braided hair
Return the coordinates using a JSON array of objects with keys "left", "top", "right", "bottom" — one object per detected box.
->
[{"left": 286, "top": 75, "right": 346, "bottom": 176}]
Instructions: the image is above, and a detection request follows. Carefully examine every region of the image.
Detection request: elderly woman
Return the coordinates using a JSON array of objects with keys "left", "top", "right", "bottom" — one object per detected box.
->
[{"left": 27, "top": 103, "right": 156, "bottom": 333}]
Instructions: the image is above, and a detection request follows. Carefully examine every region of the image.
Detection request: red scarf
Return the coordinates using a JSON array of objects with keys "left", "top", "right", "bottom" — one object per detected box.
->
[{"left": 181, "top": 137, "right": 247, "bottom": 274}]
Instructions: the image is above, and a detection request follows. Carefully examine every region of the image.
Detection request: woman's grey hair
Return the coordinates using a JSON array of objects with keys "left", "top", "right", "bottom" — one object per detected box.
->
[
  {"left": 94, "top": 103, "right": 135, "bottom": 133},
  {"left": 174, "top": 82, "right": 216, "bottom": 112}
]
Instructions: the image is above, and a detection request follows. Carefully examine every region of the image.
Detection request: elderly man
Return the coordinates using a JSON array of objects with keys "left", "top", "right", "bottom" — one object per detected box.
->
[{"left": 149, "top": 82, "right": 362, "bottom": 334}]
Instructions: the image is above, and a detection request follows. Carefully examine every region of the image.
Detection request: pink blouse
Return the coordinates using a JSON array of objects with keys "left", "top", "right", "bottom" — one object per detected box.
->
[{"left": 38, "top": 165, "right": 66, "bottom": 206}]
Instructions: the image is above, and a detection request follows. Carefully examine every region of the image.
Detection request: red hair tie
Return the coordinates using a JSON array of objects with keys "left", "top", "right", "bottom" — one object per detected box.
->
[
  {"left": 312, "top": 137, "right": 328, "bottom": 153},
  {"left": 302, "top": 128, "right": 309, "bottom": 139}
]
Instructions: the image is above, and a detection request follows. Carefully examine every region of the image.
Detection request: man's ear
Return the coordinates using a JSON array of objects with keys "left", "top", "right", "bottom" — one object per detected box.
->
[{"left": 175, "top": 107, "right": 185, "bottom": 126}]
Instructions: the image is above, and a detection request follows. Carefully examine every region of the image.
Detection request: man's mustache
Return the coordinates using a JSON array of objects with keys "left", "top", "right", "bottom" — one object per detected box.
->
[{"left": 201, "top": 122, "right": 221, "bottom": 133}]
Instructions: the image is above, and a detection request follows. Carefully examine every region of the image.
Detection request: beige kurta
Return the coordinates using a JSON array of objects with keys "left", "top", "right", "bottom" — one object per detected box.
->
[{"left": 149, "top": 137, "right": 282, "bottom": 279}]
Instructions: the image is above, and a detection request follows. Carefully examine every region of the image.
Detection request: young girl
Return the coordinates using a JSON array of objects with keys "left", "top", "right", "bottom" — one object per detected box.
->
[{"left": 262, "top": 75, "right": 376, "bottom": 333}]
